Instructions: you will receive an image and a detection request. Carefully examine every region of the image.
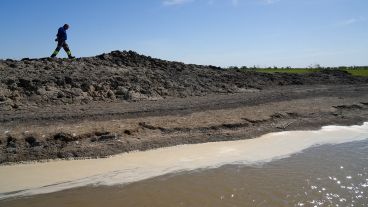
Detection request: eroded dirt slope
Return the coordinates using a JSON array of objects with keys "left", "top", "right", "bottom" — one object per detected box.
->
[{"left": 1, "top": 85, "right": 368, "bottom": 164}]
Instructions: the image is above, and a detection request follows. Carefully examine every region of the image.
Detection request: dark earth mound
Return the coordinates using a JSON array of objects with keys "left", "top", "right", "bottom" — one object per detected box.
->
[{"left": 0, "top": 50, "right": 367, "bottom": 111}]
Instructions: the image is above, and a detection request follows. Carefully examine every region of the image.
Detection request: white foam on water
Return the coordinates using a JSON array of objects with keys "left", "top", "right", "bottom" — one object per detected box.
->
[{"left": 0, "top": 122, "right": 368, "bottom": 200}]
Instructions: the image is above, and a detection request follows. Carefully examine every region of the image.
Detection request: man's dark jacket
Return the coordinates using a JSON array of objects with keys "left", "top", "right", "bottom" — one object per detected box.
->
[{"left": 57, "top": 27, "right": 67, "bottom": 41}]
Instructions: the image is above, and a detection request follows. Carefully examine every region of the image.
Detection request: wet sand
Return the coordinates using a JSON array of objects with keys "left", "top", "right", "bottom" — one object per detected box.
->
[{"left": 1, "top": 123, "right": 367, "bottom": 202}]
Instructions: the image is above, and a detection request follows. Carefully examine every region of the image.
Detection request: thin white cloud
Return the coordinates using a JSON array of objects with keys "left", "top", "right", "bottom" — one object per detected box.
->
[
  {"left": 259, "top": 0, "right": 280, "bottom": 5},
  {"left": 162, "top": 0, "right": 194, "bottom": 6},
  {"left": 232, "top": 0, "right": 281, "bottom": 6},
  {"left": 232, "top": 0, "right": 239, "bottom": 6},
  {"left": 340, "top": 18, "right": 358, "bottom": 26},
  {"left": 336, "top": 17, "right": 366, "bottom": 27},
  {"left": 207, "top": 0, "right": 215, "bottom": 5},
  {"left": 163, "top": 0, "right": 281, "bottom": 7},
  {"left": 206, "top": 0, "right": 239, "bottom": 6}
]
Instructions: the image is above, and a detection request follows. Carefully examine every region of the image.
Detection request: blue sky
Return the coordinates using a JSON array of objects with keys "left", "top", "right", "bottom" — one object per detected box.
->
[{"left": 0, "top": 0, "right": 367, "bottom": 67}]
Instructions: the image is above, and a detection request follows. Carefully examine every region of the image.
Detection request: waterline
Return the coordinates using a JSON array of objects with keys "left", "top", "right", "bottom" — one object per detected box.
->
[{"left": 0, "top": 123, "right": 368, "bottom": 200}]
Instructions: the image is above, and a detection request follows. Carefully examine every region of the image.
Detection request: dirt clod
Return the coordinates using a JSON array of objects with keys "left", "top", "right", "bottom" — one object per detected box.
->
[
  {"left": 53, "top": 133, "right": 77, "bottom": 142},
  {"left": 6, "top": 136, "right": 16, "bottom": 148},
  {"left": 25, "top": 136, "right": 40, "bottom": 147}
]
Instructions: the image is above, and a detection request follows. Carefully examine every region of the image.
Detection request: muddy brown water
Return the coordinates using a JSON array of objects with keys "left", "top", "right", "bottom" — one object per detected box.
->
[{"left": 1, "top": 123, "right": 368, "bottom": 207}]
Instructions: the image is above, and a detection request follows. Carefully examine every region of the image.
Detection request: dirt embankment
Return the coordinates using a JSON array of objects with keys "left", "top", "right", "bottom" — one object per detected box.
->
[
  {"left": 0, "top": 50, "right": 366, "bottom": 110},
  {"left": 1, "top": 51, "right": 368, "bottom": 164}
]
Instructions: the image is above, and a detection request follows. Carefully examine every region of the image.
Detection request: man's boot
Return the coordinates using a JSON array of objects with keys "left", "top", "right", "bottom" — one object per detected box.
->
[{"left": 67, "top": 51, "right": 75, "bottom": 59}]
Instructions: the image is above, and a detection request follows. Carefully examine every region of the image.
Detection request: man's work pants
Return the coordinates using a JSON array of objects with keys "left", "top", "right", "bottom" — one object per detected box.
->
[{"left": 51, "top": 41, "right": 73, "bottom": 58}]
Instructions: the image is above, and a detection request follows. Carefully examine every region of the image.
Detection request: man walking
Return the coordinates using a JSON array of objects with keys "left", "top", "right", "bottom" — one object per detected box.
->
[{"left": 51, "top": 24, "right": 75, "bottom": 59}]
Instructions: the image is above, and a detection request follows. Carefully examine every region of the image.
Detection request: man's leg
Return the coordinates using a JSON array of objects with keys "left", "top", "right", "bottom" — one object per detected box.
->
[
  {"left": 51, "top": 41, "right": 63, "bottom": 58},
  {"left": 62, "top": 42, "right": 74, "bottom": 59}
]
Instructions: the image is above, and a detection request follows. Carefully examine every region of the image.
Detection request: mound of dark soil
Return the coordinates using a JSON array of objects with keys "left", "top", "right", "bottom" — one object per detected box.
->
[{"left": 0, "top": 50, "right": 366, "bottom": 111}]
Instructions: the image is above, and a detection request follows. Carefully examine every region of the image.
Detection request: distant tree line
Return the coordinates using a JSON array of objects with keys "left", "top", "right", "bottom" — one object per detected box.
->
[{"left": 227, "top": 65, "right": 368, "bottom": 70}]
